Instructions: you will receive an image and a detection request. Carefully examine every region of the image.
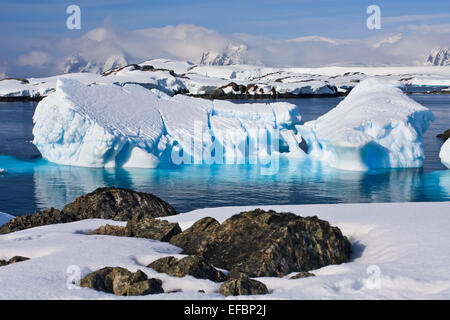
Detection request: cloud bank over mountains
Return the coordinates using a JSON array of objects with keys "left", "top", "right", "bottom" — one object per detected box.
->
[{"left": 3, "top": 23, "right": 450, "bottom": 77}]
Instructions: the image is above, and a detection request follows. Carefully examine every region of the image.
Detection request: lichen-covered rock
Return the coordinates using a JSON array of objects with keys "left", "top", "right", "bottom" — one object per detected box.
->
[
  {"left": 126, "top": 214, "right": 181, "bottom": 242},
  {"left": 80, "top": 267, "right": 163, "bottom": 296},
  {"left": 148, "top": 256, "right": 227, "bottom": 282},
  {"left": 62, "top": 187, "right": 178, "bottom": 221},
  {"left": 0, "top": 256, "right": 30, "bottom": 266},
  {"left": 0, "top": 187, "right": 178, "bottom": 234},
  {"left": 219, "top": 278, "right": 269, "bottom": 296},
  {"left": 90, "top": 224, "right": 130, "bottom": 237},
  {"left": 90, "top": 215, "right": 181, "bottom": 242},
  {"left": 290, "top": 272, "right": 315, "bottom": 279},
  {"left": 170, "top": 209, "right": 351, "bottom": 277}
]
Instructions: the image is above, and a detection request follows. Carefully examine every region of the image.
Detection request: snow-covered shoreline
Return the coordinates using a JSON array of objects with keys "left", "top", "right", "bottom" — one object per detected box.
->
[
  {"left": 2, "top": 59, "right": 450, "bottom": 100},
  {"left": 1, "top": 201, "right": 449, "bottom": 299}
]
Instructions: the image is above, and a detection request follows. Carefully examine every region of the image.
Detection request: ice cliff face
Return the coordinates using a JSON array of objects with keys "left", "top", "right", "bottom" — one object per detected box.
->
[
  {"left": 427, "top": 48, "right": 450, "bottom": 66},
  {"left": 33, "top": 79, "right": 300, "bottom": 168},
  {"left": 298, "top": 78, "right": 434, "bottom": 170},
  {"left": 440, "top": 139, "right": 450, "bottom": 169}
]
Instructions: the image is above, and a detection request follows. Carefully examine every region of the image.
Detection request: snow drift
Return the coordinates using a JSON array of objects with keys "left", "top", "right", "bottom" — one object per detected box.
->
[
  {"left": 298, "top": 79, "right": 434, "bottom": 170},
  {"left": 440, "top": 139, "right": 450, "bottom": 169},
  {"left": 33, "top": 79, "right": 300, "bottom": 168}
]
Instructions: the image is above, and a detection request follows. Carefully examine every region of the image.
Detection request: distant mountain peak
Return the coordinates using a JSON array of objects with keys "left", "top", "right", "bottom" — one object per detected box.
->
[
  {"left": 62, "top": 54, "right": 128, "bottom": 74},
  {"left": 427, "top": 48, "right": 450, "bottom": 66},
  {"left": 199, "top": 44, "right": 249, "bottom": 66}
]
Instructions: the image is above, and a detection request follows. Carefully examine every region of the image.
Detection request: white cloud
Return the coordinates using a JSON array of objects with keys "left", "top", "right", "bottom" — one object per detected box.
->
[
  {"left": 17, "top": 51, "right": 50, "bottom": 67},
  {"left": 5, "top": 23, "right": 450, "bottom": 77}
]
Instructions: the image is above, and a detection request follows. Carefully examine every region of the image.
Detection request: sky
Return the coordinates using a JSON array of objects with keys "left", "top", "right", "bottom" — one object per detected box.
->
[{"left": 1, "top": 0, "right": 450, "bottom": 77}]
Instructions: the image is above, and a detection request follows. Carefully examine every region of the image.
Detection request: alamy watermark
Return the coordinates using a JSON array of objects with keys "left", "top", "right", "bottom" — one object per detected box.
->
[
  {"left": 66, "top": 5, "right": 81, "bottom": 30},
  {"left": 366, "top": 5, "right": 381, "bottom": 30}
]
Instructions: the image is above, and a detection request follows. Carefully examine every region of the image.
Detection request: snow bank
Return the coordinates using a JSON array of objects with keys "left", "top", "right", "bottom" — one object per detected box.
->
[
  {"left": 33, "top": 79, "right": 301, "bottom": 168},
  {"left": 299, "top": 78, "right": 434, "bottom": 170},
  {"left": 440, "top": 139, "right": 450, "bottom": 169},
  {"left": 1, "top": 202, "right": 449, "bottom": 299}
]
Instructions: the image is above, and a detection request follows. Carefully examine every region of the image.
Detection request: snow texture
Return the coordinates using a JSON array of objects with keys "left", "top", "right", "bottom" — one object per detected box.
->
[
  {"left": 0, "top": 202, "right": 449, "bottom": 299},
  {"left": 440, "top": 139, "right": 450, "bottom": 169}
]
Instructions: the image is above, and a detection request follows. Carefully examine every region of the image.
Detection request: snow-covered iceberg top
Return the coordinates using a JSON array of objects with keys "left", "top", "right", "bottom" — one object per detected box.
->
[
  {"left": 440, "top": 139, "right": 450, "bottom": 169},
  {"left": 298, "top": 78, "right": 434, "bottom": 170},
  {"left": 33, "top": 79, "right": 301, "bottom": 168}
]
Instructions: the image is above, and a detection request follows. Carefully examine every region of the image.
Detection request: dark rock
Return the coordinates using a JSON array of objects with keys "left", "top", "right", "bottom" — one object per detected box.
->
[
  {"left": 0, "top": 208, "right": 65, "bottom": 234},
  {"left": 227, "top": 269, "right": 249, "bottom": 281},
  {"left": 91, "top": 225, "right": 130, "bottom": 237},
  {"left": 0, "top": 188, "right": 178, "bottom": 234},
  {"left": 62, "top": 187, "right": 178, "bottom": 221},
  {"left": 170, "top": 209, "right": 351, "bottom": 277},
  {"left": 80, "top": 267, "right": 163, "bottom": 296},
  {"left": 148, "top": 255, "right": 227, "bottom": 282},
  {"left": 90, "top": 215, "right": 181, "bottom": 242},
  {"left": 126, "top": 214, "right": 181, "bottom": 242},
  {"left": 219, "top": 278, "right": 269, "bottom": 296},
  {"left": 290, "top": 272, "right": 315, "bottom": 279},
  {"left": 0, "top": 256, "right": 30, "bottom": 267},
  {"left": 437, "top": 129, "right": 450, "bottom": 141}
]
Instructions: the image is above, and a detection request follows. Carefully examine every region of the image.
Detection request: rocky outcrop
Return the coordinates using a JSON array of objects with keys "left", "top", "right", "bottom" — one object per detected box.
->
[
  {"left": 0, "top": 256, "right": 29, "bottom": 266},
  {"left": 0, "top": 188, "right": 178, "bottom": 234},
  {"left": 90, "top": 215, "right": 182, "bottom": 242},
  {"left": 219, "top": 278, "right": 269, "bottom": 296},
  {"left": 80, "top": 267, "right": 164, "bottom": 296},
  {"left": 148, "top": 256, "right": 227, "bottom": 282},
  {"left": 437, "top": 129, "right": 450, "bottom": 142},
  {"left": 290, "top": 272, "right": 315, "bottom": 279},
  {"left": 170, "top": 209, "right": 351, "bottom": 277},
  {"left": 126, "top": 214, "right": 181, "bottom": 241}
]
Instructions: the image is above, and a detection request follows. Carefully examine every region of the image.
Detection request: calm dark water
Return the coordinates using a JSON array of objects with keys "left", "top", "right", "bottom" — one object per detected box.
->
[{"left": 0, "top": 96, "right": 449, "bottom": 216}]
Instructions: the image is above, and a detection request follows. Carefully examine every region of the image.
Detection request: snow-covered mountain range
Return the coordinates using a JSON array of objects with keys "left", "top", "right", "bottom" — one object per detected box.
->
[
  {"left": 427, "top": 48, "right": 450, "bottom": 66},
  {"left": 62, "top": 55, "right": 128, "bottom": 74}
]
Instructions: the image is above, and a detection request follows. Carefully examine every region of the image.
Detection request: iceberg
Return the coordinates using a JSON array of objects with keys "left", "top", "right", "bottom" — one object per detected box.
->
[
  {"left": 33, "top": 79, "right": 301, "bottom": 168},
  {"left": 32, "top": 78, "right": 433, "bottom": 171},
  {"left": 440, "top": 139, "right": 450, "bottom": 169},
  {"left": 298, "top": 78, "right": 434, "bottom": 171}
]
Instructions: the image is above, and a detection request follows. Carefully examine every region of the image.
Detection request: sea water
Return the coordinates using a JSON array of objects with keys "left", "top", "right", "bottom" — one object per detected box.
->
[{"left": 0, "top": 96, "right": 449, "bottom": 216}]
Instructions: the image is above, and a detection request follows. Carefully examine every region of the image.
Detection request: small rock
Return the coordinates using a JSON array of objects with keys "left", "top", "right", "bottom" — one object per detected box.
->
[
  {"left": 90, "top": 215, "right": 181, "bottom": 242},
  {"left": 0, "top": 256, "right": 30, "bottom": 266},
  {"left": 91, "top": 225, "right": 130, "bottom": 237},
  {"left": 148, "top": 256, "right": 227, "bottom": 282},
  {"left": 290, "top": 272, "right": 315, "bottom": 279},
  {"left": 227, "top": 269, "right": 249, "bottom": 281},
  {"left": 219, "top": 279, "right": 269, "bottom": 296},
  {"left": 437, "top": 129, "right": 450, "bottom": 141},
  {"left": 127, "top": 214, "right": 182, "bottom": 242},
  {"left": 80, "top": 267, "right": 163, "bottom": 296}
]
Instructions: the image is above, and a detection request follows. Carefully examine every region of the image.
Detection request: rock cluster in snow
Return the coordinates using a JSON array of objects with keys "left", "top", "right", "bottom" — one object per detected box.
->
[
  {"left": 0, "top": 187, "right": 178, "bottom": 234},
  {"left": 169, "top": 209, "right": 351, "bottom": 277},
  {"left": 0, "top": 256, "right": 29, "bottom": 267}
]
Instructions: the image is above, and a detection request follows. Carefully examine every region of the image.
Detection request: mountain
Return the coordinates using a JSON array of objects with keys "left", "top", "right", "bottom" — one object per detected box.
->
[
  {"left": 62, "top": 54, "right": 128, "bottom": 74},
  {"left": 199, "top": 44, "right": 249, "bottom": 66},
  {"left": 427, "top": 48, "right": 450, "bottom": 66}
]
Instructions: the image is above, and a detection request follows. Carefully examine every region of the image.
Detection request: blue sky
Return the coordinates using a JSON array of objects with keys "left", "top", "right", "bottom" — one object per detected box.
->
[
  {"left": 1, "top": 0, "right": 450, "bottom": 76},
  {"left": 2, "top": 0, "right": 450, "bottom": 39}
]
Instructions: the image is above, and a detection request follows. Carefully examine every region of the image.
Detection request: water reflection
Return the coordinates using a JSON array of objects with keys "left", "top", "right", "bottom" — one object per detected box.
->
[{"left": 22, "top": 156, "right": 448, "bottom": 215}]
